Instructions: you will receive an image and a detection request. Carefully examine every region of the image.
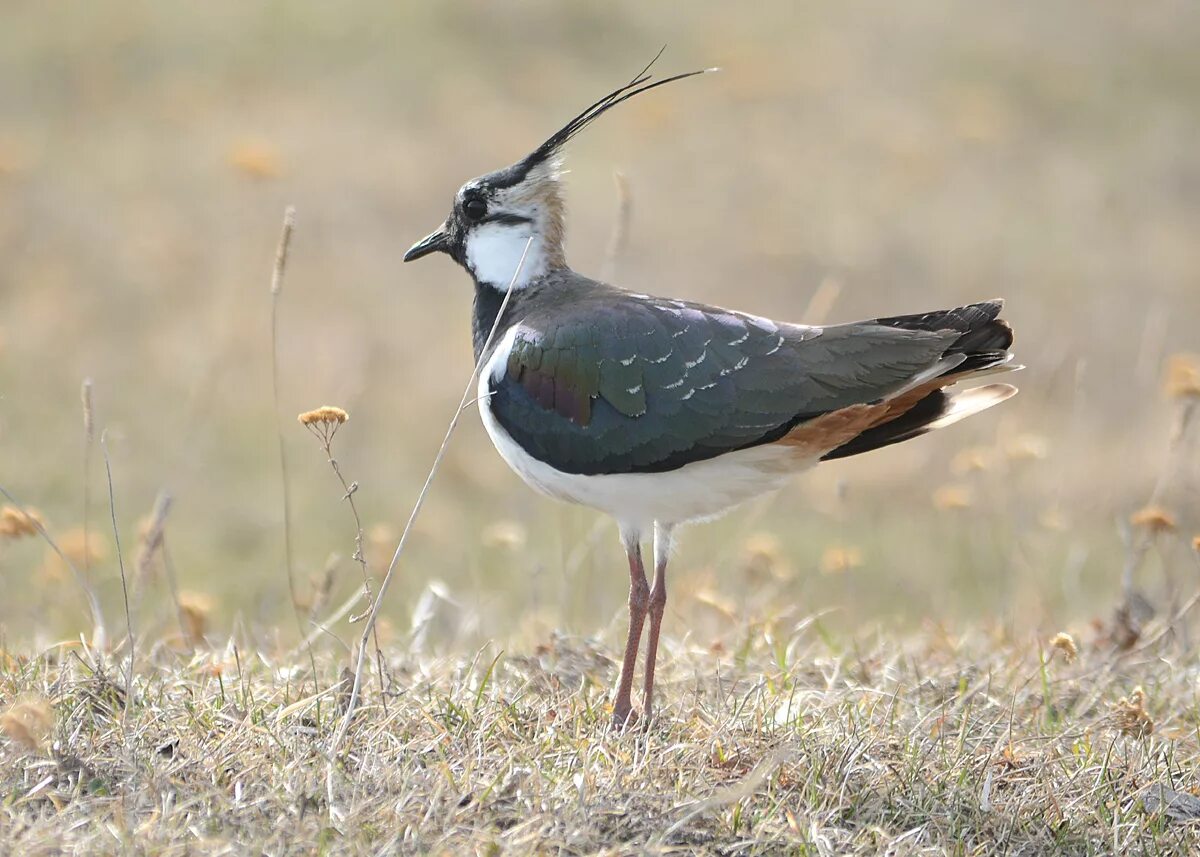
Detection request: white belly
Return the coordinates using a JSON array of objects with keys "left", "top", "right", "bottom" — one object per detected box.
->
[
  {"left": 476, "top": 325, "right": 818, "bottom": 528},
  {"left": 477, "top": 378, "right": 812, "bottom": 529}
]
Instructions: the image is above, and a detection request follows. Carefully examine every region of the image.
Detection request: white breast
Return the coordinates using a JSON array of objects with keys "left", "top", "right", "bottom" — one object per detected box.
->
[{"left": 477, "top": 329, "right": 815, "bottom": 531}]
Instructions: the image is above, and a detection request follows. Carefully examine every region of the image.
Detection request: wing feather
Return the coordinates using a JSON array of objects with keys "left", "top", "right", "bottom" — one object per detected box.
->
[{"left": 489, "top": 292, "right": 1005, "bottom": 476}]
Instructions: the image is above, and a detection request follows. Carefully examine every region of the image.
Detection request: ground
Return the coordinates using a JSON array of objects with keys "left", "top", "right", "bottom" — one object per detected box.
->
[{"left": 4, "top": 611, "right": 1200, "bottom": 855}]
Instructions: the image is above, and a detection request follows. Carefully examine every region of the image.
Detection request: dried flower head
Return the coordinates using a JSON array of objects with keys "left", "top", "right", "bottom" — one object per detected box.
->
[
  {"left": 228, "top": 139, "right": 283, "bottom": 179},
  {"left": 819, "top": 545, "right": 863, "bottom": 575},
  {"left": 744, "top": 530, "right": 782, "bottom": 564},
  {"left": 742, "top": 532, "right": 787, "bottom": 579},
  {"left": 1164, "top": 353, "right": 1200, "bottom": 400},
  {"left": 1130, "top": 505, "right": 1176, "bottom": 534},
  {"left": 744, "top": 533, "right": 781, "bottom": 561},
  {"left": 1050, "top": 632, "right": 1078, "bottom": 663},
  {"left": 298, "top": 405, "right": 348, "bottom": 427},
  {"left": 0, "top": 505, "right": 43, "bottom": 538},
  {"left": 951, "top": 447, "right": 993, "bottom": 474},
  {"left": 693, "top": 586, "right": 738, "bottom": 620},
  {"left": 38, "top": 528, "right": 108, "bottom": 584},
  {"left": 135, "top": 494, "right": 173, "bottom": 583},
  {"left": 1, "top": 694, "right": 54, "bottom": 751},
  {"left": 299, "top": 405, "right": 349, "bottom": 446},
  {"left": 481, "top": 520, "right": 528, "bottom": 550},
  {"left": 177, "top": 591, "right": 215, "bottom": 647},
  {"left": 1112, "top": 687, "right": 1153, "bottom": 738},
  {"left": 366, "top": 523, "right": 398, "bottom": 570},
  {"left": 1039, "top": 507, "right": 1067, "bottom": 531},
  {"left": 932, "top": 484, "right": 972, "bottom": 511},
  {"left": 1004, "top": 433, "right": 1049, "bottom": 462}
]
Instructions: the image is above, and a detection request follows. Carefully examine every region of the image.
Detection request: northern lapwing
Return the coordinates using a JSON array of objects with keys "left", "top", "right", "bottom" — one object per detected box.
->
[{"left": 403, "top": 63, "right": 1018, "bottom": 727}]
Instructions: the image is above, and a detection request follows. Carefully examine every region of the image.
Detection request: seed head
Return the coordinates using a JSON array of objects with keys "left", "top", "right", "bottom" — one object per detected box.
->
[
  {"left": 135, "top": 494, "right": 173, "bottom": 582},
  {"left": 1050, "top": 632, "right": 1078, "bottom": 663},
  {"left": 932, "top": 484, "right": 972, "bottom": 511},
  {"left": 1005, "top": 433, "right": 1049, "bottom": 462},
  {"left": 298, "top": 406, "right": 348, "bottom": 426},
  {"left": 819, "top": 545, "right": 863, "bottom": 575},
  {"left": 367, "top": 523, "right": 398, "bottom": 570},
  {"left": 0, "top": 505, "right": 43, "bottom": 538},
  {"left": 1130, "top": 505, "right": 1176, "bottom": 534},
  {"left": 1164, "top": 353, "right": 1200, "bottom": 400},
  {"left": 299, "top": 405, "right": 349, "bottom": 446},
  {"left": 37, "top": 528, "right": 108, "bottom": 584},
  {"left": 951, "top": 447, "right": 992, "bottom": 474},
  {"left": 1112, "top": 687, "right": 1153, "bottom": 738},
  {"left": 742, "top": 532, "right": 787, "bottom": 579},
  {"left": 228, "top": 139, "right": 283, "bottom": 179},
  {"left": 743, "top": 533, "right": 782, "bottom": 562},
  {"left": 178, "top": 591, "right": 215, "bottom": 647},
  {"left": 54, "top": 528, "right": 108, "bottom": 567},
  {"left": 1, "top": 694, "right": 54, "bottom": 752},
  {"left": 481, "top": 520, "right": 528, "bottom": 550}
]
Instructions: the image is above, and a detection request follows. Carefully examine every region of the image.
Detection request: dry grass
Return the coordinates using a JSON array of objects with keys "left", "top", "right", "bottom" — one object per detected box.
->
[
  {"left": 4, "top": 620, "right": 1200, "bottom": 854},
  {"left": 3, "top": 1, "right": 1200, "bottom": 853}
]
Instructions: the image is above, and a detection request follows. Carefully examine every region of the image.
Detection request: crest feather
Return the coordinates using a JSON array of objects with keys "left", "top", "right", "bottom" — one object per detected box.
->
[{"left": 520, "top": 49, "right": 712, "bottom": 171}]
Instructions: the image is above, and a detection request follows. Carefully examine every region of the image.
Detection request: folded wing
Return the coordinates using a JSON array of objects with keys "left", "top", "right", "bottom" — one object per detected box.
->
[{"left": 487, "top": 293, "right": 1015, "bottom": 476}]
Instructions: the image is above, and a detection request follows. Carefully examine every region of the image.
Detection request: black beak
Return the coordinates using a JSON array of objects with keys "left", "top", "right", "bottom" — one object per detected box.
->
[{"left": 403, "top": 223, "right": 452, "bottom": 262}]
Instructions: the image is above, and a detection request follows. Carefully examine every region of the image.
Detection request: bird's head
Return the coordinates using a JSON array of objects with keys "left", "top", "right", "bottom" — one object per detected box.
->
[{"left": 403, "top": 56, "right": 711, "bottom": 290}]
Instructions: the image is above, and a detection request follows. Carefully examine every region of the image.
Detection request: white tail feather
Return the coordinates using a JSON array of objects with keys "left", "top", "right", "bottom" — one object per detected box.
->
[{"left": 927, "top": 383, "right": 1018, "bottom": 431}]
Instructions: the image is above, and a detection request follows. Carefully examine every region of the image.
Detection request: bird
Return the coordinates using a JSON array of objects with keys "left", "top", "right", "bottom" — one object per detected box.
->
[{"left": 402, "top": 60, "right": 1018, "bottom": 728}]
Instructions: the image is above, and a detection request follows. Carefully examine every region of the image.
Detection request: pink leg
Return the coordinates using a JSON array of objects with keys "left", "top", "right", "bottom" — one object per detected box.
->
[
  {"left": 643, "top": 554, "right": 672, "bottom": 720},
  {"left": 613, "top": 531, "right": 648, "bottom": 729}
]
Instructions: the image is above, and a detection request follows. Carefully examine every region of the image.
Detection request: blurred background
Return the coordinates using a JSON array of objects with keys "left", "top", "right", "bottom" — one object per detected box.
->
[{"left": 1, "top": 1, "right": 1197, "bottom": 651}]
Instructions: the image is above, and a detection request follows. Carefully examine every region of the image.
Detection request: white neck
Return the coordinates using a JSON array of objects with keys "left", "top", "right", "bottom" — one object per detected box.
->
[{"left": 465, "top": 223, "right": 548, "bottom": 291}]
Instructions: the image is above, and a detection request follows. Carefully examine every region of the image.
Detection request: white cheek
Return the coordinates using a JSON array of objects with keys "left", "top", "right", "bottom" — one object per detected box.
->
[{"left": 465, "top": 223, "right": 546, "bottom": 290}]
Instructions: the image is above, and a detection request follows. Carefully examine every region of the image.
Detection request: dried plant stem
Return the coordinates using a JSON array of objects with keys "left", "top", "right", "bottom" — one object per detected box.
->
[
  {"left": 81, "top": 379, "right": 94, "bottom": 584},
  {"left": 1121, "top": 398, "right": 1198, "bottom": 598},
  {"left": 0, "top": 483, "right": 106, "bottom": 650},
  {"left": 602, "top": 170, "right": 631, "bottom": 281},
  {"left": 801, "top": 276, "right": 842, "bottom": 325},
  {"left": 267, "top": 207, "right": 320, "bottom": 688},
  {"left": 307, "top": 428, "right": 388, "bottom": 705},
  {"left": 330, "top": 236, "right": 533, "bottom": 754},
  {"left": 161, "top": 538, "right": 186, "bottom": 642},
  {"left": 100, "top": 432, "right": 134, "bottom": 713},
  {"left": 133, "top": 491, "right": 173, "bottom": 621}
]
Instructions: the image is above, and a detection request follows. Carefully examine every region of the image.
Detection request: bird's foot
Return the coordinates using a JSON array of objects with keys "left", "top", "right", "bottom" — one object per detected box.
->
[{"left": 611, "top": 705, "right": 640, "bottom": 730}]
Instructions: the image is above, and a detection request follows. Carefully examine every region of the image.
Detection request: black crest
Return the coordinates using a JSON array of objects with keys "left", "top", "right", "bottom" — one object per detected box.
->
[
  {"left": 524, "top": 50, "right": 710, "bottom": 170},
  {"left": 480, "top": 50, "right": 711, "bottom": 191}
]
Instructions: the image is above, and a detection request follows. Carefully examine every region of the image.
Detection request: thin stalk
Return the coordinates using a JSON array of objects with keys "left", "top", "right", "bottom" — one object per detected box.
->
[
  {"left": 0, "top": 483, "right": 106, "bottom": 650},
  {"left": 100, "top": 432, "right": 134, "bottom": 714},
  {"left": 267, "top": 207, "right": 320, "bottom": 687},
  {"left": 330, "top": 235, "right": 533, "bottom": 753},
  {"left": 304, "top": 422, "right": 389, "bottom": 708},
  {"left": 81, "top": 379, "right": 94, "bottom": 585}
]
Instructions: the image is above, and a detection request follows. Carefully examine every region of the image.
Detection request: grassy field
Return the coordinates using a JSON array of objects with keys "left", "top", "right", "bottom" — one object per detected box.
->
[
  {"left": 3, "top": 0, "right": 1200, "bottom": 853},
  {"left": 4, "top": 616, "right": 1200, "bottom": 854}
]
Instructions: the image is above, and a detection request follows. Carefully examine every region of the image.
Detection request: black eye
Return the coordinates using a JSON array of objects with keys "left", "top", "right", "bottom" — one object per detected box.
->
[{"left": 464, "top": 198, "right": 487, "bottom": 221}]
